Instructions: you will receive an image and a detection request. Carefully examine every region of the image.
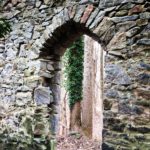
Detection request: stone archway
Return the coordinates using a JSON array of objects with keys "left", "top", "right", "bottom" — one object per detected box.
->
[
  {"left": 1, "top": 0, "right": 149, "bottom": 149},
  {"left": 32, "top": 1, "right": 150, "bottom": 148},
  {"left": 34, "top": 4, "right": 113, "bottom": 140},
  {"left": 37, "top": 18, "right": 104, "bottom": 139}
]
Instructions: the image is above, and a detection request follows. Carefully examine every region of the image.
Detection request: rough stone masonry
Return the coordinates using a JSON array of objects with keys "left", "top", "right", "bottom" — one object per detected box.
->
[{"left": 0, "top": 0, "right": 150, "bottom": 149}]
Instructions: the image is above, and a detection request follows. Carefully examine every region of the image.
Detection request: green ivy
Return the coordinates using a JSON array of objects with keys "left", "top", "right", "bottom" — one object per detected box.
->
[
  {"left": 0, "top": 1, "right": 11, "bottom": 38},
  {"left": 0, "top": 18, "right": 11, "bottom": 38},
  {"left": 62, "top": 37, "right": 84, "bottom": 108}
]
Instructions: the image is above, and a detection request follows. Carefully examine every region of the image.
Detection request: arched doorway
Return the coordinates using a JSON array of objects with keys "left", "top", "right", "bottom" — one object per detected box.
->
[
  {"left": 0, "top": 0, "right": 149, "bottom": 149},
  {"left": 32, "top": 2, "right": 150, "bottom": 149},
  {"left": 38, "top": 19, "right": 104, "bottom": 141}
]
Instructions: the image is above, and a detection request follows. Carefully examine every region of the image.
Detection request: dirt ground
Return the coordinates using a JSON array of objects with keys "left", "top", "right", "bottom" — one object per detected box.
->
[{"left": 56, "top": 134, "right": 101, "bottom": 150}]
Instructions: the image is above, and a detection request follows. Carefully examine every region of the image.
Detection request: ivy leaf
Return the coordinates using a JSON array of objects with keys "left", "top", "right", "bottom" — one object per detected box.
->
[
  {"left": 0, "top": 18, "right": 11, "bottom": 38},
  {"left": 62, "top": 37, "right": 84, "bottom": 108}
]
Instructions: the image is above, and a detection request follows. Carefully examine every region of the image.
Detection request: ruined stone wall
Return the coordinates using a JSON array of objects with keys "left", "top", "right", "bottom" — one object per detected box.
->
[
  {"left": 82, "top": 35, "right": 94, "bottom": 137},
  {"left": 0, "top": 0, "right": 150, "bottom": 149},
  {"left": 102, "top": 3, "right": 150, "bottom": 148},
  {"left": 82, "top": 35, "right": 103, "bottom": 142},
  {"left": 0, "top": 0, "right": 64, "bottom": 149}
]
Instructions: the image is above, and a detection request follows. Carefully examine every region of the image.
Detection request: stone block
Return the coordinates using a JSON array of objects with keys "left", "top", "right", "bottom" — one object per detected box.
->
[
  {"left": 139, "top": 61, "right": 150, "bottom": 71},
  {"left": 111, "top": 15, "right": 138, "bottom": 23},
  {"left": 126, "top": 27, "right": 140, "bottom": 37},
  {"left": 86, "top": 8, "right": 100, "bottom": 27},
  {"left": 136, "top": 19, "right": 148, "bottom": 26},
  {"left": 89, "top": 10, "right": 105, "bottom": 29},
  {"left": 105, "top": 89, "right": 119, "bottom": 99},
  {"left": 128, "top": 5, "right": 144, "bottom": 15},
  {"left": 24, "top": 76, "right": 40, "bottom": 88},
  {"left": 73, "top": 5, "right": 86, "bottom": 22},
  {"left": 80, "top": 4, "right": 94, "bottom": 24},
  {"left": 138, "top": 73, "right": 150, "bottom": 85},
  {"left": 34, "top": 86, "right": 53, "bottom": 105},
  {"left": 93, "top": 17, "right": 114, "bottom": 37},
  {"left": 51, "top": 84, "right": 61, "bottom": 104},
  {"left": 128, "top": 125, "right": 150, "bottom": 134},
  {"left": 39, "top": 70, "right": 54, "bottom": 78},
  {"left": 107, "top": 32, "right": 126, "bottom": 51},
  {"left": 137, "top": 39, "right": 150, "bottom": 45},
  {"left": 140, "top": 12, "right": 150, "bottom": 19},
  {"left": 102, "top": 143, "right": 115, "bottom": 150},
  {"left": 115, "top": 10, "right": 128, "bottom": 17},
  {"left": 116, "top": 21, "right": 136, "bottom": 32},
  {"left": 103, "top": 99, "right": 113, "bottom": 110},
  {"left": 69, "top": 5, "right": 77, "bottom": 19},
  {"left": 105, "top": 64, "right": 131, "bottom": 85}
]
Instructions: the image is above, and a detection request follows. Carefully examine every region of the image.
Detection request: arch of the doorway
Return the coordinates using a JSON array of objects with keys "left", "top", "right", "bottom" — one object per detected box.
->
[
  {"left": 32, "top": 1, "right": 150, "bottom": 148},
  {"left": 39, "top": 21, "right": 102, "bottom": 58},
  {"left": 38, "top": 20, "right": 104, "bottom": 138},
  {"left": 0, "top": 0, "right": 149, "bottom": 149},
  {"left": 34, "top": 2, "right": 132, "bottom": 140}
]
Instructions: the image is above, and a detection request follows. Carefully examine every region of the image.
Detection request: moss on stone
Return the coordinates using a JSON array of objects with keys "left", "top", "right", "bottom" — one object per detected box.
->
[{"left": 135, "top": 100, "right": 150, "bottom": 107}]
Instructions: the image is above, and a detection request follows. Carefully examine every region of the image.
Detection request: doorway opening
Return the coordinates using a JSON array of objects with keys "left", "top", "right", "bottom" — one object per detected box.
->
[
  {"left": 39, "top": 21, "right": 104, "bottom": 148},
  {"left": 58, "top": 35, "right": 104, "bottom": 140}
]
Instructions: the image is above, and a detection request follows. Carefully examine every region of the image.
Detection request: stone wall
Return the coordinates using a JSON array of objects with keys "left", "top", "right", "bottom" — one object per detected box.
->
[
  {"left": 0, "top": 0, "right": 150, "bottom": 149},
  {"left": 82, "top": 35, "right": 94, "bottom": 137},
  {"left": 82, "top": 35, "right": 103, "bottom": 141}
]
